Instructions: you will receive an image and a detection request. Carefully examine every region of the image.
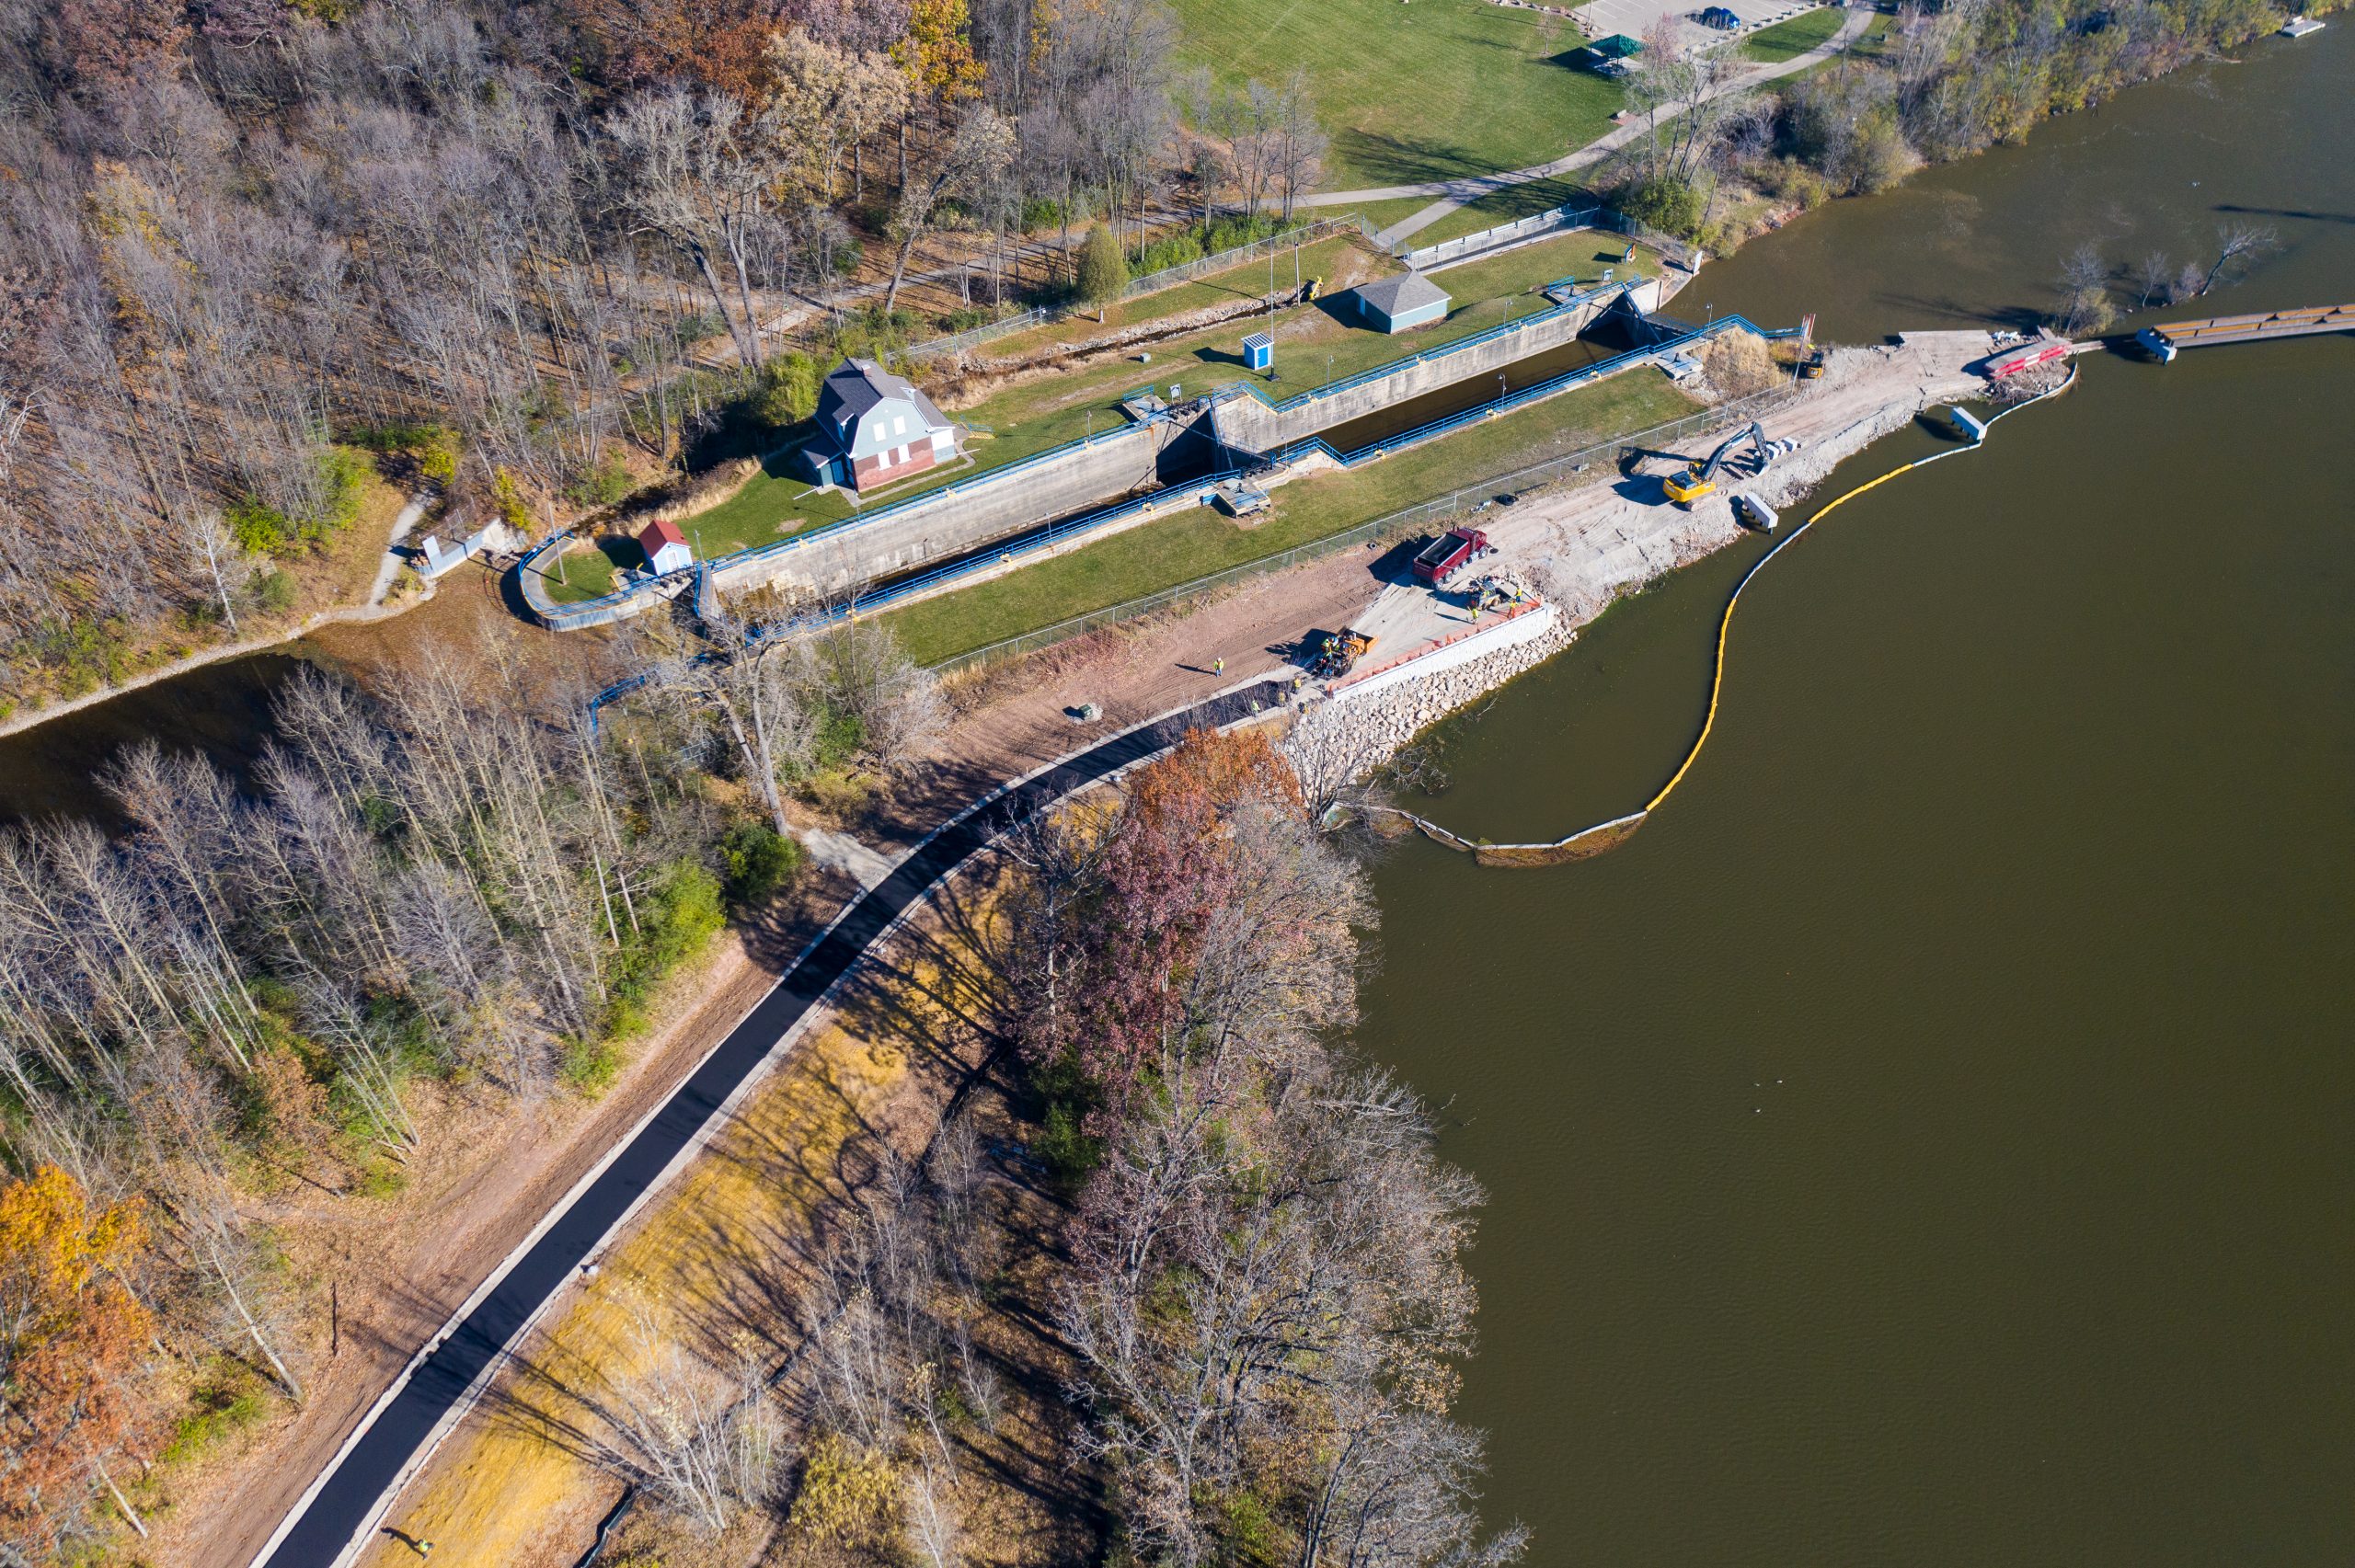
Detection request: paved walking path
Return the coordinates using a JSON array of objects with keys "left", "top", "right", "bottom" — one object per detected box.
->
[
  {"left": 365, "top": 493, "right": 432, "bottom": 608},
  {"left": 1298, "top": 9, "right": 1871, "bottom": 248},
  {"left": 250, "top": 679, "right": 1291, "bottom": 1568}
]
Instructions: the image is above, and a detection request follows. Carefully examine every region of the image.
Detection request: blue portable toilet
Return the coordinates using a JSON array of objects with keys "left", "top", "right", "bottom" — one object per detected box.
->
[{"left": 1243, "top": 332, "right": 1274, "bottom": 372}]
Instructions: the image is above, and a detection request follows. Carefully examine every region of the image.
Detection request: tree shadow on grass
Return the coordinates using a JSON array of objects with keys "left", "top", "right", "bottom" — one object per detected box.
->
[{"left": 1329, "top": 129, "right": 1510, "bottom": 189}]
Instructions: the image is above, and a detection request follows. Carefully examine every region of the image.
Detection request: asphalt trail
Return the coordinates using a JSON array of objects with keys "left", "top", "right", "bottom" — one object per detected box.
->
[{"left": 259, "top": 680, "right": 1288, "bottom": 1568}]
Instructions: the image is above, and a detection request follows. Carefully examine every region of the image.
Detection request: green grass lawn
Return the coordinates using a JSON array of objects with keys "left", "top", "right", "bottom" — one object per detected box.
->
[
  {"left": 982, "top": 235, "right": 1380, "bottom": 362},
  {"left": 1741, "top": 6, "right": 1843, "bottom": 62},
  {"left": 1171, "top": 0, "right": 1626, "bottom": 189},
  {"left": 1426, "top": 230, "right": 1661, "bottom": 301},
  {"left": 1349, "top": 196, "right": 1440, "bottom": 235},
  {"left": 880, "top": 368, "right": 1702, "bottom": 664},
  {"left": 546, "top": 229, "right": 1660, "bottom": 606},
  {"left": 1405, "top": 177, "right": 1599, "bottom": 249},
  {"left": 953, "top": 239, "right": 1643, "bottom": 463}
]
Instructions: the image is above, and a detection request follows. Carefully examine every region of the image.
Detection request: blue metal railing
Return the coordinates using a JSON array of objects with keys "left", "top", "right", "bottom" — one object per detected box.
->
[
  {"left": 534, "top": 279, "right": 1753, "bottom": 634},
  {"left": 1261, "top": 313, "right": 1786, "bottom": 472},
  {"left": 521, "top": 412, "right": 1170, "bottom": 627},
  {"left": 1202, "top": 279, "right": 1635, "bottom": 421},
  {"left": 580, "top": 310, "right": 1798, "bottom": 715}
]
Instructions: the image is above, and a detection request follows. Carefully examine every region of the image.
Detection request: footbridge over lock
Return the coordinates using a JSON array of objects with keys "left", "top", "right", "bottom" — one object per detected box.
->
[{"left": 2137, "top": 303, "right": 2354, "bottom": 361}]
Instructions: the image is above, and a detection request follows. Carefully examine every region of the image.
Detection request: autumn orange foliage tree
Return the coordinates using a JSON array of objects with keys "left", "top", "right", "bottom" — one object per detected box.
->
[
  {"left": 1013, "top": 727, "right": 1338, "bottom": 1129},
  {"left": 0, "top": 1167, "right": 157, "bottom": 1557},
  {"left": 998, "top": 731, "right": 1522, "bottom": 1568}
]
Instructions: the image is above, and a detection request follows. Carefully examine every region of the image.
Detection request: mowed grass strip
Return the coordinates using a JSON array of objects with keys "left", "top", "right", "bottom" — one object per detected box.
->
[
  {"left": 879, "top": 368, "right": 1701, "bottom": 665},
  {"left": 548, "top": 233, "right": 1658, "bottom": 605},
  {"left": 550, "top": 243, "right": 1631, "bottom": 601},
  {"left": 1348, "top": 196, "right": 1441, "bottom": 235},
  {"left": 1404, "top": 177, "right": 1596, "bottom": 249},
  {"left": 980, "top": 233, "right": 1384, "bottom": 361},
  {"left": 1741, "top": 6, "right": 1844, "bottom": 61},
  {"left": 1171, "top": 0, "right": 1624, "bottom": 189},
  {"left": 1423, "top": 230, "right": 1663, "bottom": 303}
]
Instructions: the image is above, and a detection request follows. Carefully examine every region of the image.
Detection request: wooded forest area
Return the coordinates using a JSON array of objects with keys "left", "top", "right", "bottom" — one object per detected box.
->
[
  {"left": 0, "top": 0, "right": 1323, "bottom": 705},
  {"left": 0, "top": 616, "right": 947, "bottom": 1560}
]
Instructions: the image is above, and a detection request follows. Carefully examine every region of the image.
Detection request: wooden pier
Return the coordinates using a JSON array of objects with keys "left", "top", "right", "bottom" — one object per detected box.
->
[{"left": 2138, "top": 303, "right": 2354, "bottom": 361}]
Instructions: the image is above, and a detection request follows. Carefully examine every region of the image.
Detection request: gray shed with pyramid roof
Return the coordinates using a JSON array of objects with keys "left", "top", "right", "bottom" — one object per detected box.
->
[{"left": 1350, "top": 270, "right": 1452, "bottom": 334}]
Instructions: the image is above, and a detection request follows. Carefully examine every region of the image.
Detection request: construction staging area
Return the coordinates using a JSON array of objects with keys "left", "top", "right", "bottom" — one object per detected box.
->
[
  {"left": 912, "top": 329, "right": 2005, "bottom": 808},
  {"left": 1272, "top": 329, "right": 2005, "bottom": 798}
]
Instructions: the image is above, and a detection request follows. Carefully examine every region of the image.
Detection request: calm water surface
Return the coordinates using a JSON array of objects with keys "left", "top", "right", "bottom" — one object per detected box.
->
[
  {"left": 0, "top": 652, "right": 311, "bottom": 830},
  {"left": 1360, "top": 25, "right": 2355, "bottom": 1566}
]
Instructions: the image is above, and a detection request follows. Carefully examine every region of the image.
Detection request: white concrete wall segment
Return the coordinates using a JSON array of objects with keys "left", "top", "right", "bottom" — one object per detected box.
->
[
  {"left": 716, "top": 416, "right": 1182, "bottom": 603},
  {"left": 1328, "top": 601, "right": 1559, "bottom": 704},
  {"left": 1215, "top": 292, "right": 1612, "bottom": 453}
]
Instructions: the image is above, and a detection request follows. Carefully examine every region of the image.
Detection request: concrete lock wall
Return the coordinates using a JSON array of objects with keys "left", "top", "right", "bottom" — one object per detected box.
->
[
  {"left": 1212, "top": 291, "right": 1614, "bottom": 454},
  {"left": 713, "top": 416, "right": 1186, "bottom": 603},
  {"left": 523, "top": 279, "right": 1650, "bottom": 631}
]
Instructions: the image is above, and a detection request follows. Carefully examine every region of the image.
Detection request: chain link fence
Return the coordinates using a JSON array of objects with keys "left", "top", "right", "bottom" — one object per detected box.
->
[
  {"left": 897, "top": 305, "right": 1053, "bottom": 364},
  {"left": 1398, "top": 204, "right": 1600, "bottom": 269},
  {"left": 1119, "top": 213, "right": 1375, "bottom": 299},
  {"left": 929, "top": 386, "right": 1792, "bottom": 673}
]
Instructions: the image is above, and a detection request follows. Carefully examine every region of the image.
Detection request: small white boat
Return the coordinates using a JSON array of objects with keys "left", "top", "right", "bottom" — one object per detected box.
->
[{"left": 2281, "top": 16, "right": 2326, "bottom": 36}]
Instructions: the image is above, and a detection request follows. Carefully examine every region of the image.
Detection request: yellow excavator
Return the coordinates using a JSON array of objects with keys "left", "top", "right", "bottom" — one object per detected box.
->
[{"left": 1663, "top": 422, "right": 1770, "bottom": 509}]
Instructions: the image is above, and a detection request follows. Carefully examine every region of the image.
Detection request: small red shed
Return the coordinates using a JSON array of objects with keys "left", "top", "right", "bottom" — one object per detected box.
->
[{"left": 638, "top": 519, "right": 693, "bottom": 575}]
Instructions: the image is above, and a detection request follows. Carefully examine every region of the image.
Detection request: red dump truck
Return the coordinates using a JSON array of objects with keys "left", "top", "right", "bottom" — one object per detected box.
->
[{"left": 1411, "top": 526, "right": 1493, "bottom": 585}]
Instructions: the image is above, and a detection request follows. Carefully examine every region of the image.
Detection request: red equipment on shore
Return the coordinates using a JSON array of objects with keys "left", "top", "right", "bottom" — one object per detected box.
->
[
  {"left": 1411, "top": 526, "right": 1494, "bottom": 585},
  {"left": 1985, "top": 334, "right": 2074, "bottom": 379}
]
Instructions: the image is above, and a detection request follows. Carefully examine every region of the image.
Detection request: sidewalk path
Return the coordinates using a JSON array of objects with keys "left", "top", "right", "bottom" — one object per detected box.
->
[
  {"left": 249, "top": 677, "right": 1292, "bottom": 1568},
  {"left": 1300, "top": 9, "right": 1871, "bottom": 248},
  {"left": 366, "top": 493, "right": 433, "bottom": 608}
]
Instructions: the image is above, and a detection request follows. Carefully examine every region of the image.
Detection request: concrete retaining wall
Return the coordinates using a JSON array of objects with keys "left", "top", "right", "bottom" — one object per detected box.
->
[
  {"left": 521, "top": 278, "right": 1660, "bottom": 631},
  {"left": 1213, "top": 288, "right": 1617, "bottom": 453},
  {"left": 712, "top": 416, "right": 1186, "bottom": 603},
  {"left": 1328, "top": 601, "right": 1559, "bottom": 704}
]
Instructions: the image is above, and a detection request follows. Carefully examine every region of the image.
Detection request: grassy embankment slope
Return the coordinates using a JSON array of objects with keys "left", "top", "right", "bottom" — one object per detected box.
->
[
  {"left": 1168, "top": 0, "right": 1625, "bottom": 189},
  {"left": 1740, "top": 6, "right": 1847, "bottom": 63},
  {"left": 553, "top": 229, "right": 1656, "bottom": 604},
  {"left": 3, "top": 453, "right": 409, "bottom": 716},
  {"left": 879, "top": 360, "right": 1699, "bottom": 666},
  {"left": 359, "top": 877, "right": 1108, "bottom": 1568},
  {"left": 359, "top": 940, "right": 967, "bottom": 1567},
  {"left": 553, "top": 234, "right": 1375, "bottom": 604}
]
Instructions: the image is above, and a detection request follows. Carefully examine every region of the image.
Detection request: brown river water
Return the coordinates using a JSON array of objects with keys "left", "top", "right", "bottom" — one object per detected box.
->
[
  {"left": 0, "top": 26, "right": 2346, "bottom": 1564},
  {"left": 1359, "top": 23, "right": 2354, "bottom": 1567}
]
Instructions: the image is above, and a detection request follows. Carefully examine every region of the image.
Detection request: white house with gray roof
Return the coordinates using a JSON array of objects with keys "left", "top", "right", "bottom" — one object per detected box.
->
[
  {"left": 1350, "top": 271, "right": 1452, "bottom": 334},
  {"left": 798, "top": 358, "right": 961, "bottom": 491}
]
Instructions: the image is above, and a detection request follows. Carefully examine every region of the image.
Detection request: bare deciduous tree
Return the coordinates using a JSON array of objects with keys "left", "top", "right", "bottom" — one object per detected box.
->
[
  {"left": 882, "top": 105, "right": 1017, "bottom": 314},
  {"left": 2198, "top": 222, "right": 2278, "bottom": 296}
]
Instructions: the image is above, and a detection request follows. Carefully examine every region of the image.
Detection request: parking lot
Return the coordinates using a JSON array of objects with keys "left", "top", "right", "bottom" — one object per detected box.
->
[{"left": 1574, "top": 0, "right": 1831, "bottom": 52}]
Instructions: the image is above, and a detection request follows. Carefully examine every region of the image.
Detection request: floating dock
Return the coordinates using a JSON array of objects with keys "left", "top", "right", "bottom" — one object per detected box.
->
[{"left": 2137, "top": 303, "right": 2354, "bottom": 361}]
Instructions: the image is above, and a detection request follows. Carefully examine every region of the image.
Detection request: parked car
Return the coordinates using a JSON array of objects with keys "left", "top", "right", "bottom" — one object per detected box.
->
[{"left": 1698, "top": 6, "right": 1741, "bottom": 27}]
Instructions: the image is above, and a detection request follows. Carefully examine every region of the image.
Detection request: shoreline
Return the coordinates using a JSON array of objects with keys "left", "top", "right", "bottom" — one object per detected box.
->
[
  {"left": 1281, "top": 334, "right": 1999, "bottom": 805},
  {"left": 0, "top": 591, "right": 439, "bottom": 743}
]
